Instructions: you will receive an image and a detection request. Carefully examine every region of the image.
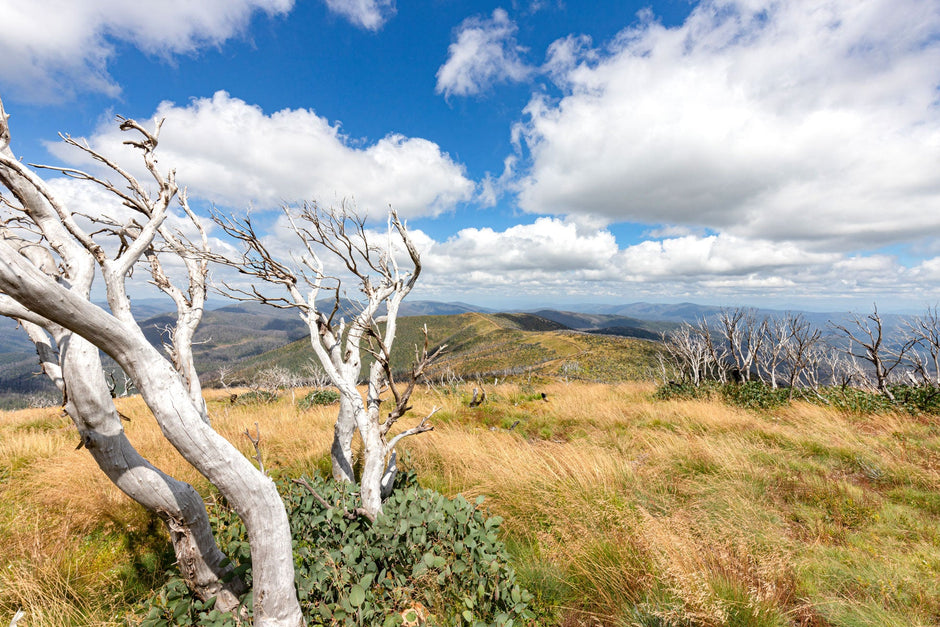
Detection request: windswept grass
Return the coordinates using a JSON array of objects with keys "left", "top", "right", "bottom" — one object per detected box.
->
[{"left": 2, "top": 382, "right": 939, "bottom": 626}]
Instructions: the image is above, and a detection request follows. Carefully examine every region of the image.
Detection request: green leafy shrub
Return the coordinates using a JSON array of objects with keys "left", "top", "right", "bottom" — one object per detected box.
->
[
  {"left": 886, "top": 383, "right": 940, "bottom": 414},
  {"left": 135, "top": 473, "right": 535, "bottom": 626},
  {"left": 816, "top": 386, "right": 892, "bottom": 415},
  {"left": 653, "top": 381, "right": 707, "bottom": 401},
  {"left": 814, "top": 384, "right": 940, "bottom": 415},
  {"left": 233, "top": 390, "right": 278, "bottom": 405},
  {"left": 298, "top": 389, "right": 341, "bottom": 410},
  {"left": 719, "top": 381, "right": 789, "bottom": 411},
  {"left": 138, "top": 577, "right": 243, "bottom": 627},
  {"left": 656, "top": 380, "right": 790, "bottom": 411}
]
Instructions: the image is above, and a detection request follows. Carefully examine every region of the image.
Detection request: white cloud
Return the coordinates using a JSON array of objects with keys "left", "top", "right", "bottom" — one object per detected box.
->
[
  {"left": 48, "top": 91, "right": 474, "bottom": 219},
  {"left": 429, "top": 217, "right": 620, "bottom": 275},
  {"left": 322, "top": 0, "right": 395, "bottom": 30},
  {"left": 407, "top": 218, "right": 852, "bottom": 300},
  {"left": 542, "top": 34, "right": 596, "bottom": 85},
  {"left": 436, "top": 8, "right": 533, "bottom": 98},
  {"left": 0, "top": 0, "right": 293, "bottom": 101},
  {"left": 382, "top": 219, "right": 940, "bottom": 308},
  {"left": 514, "top": 0, "right": 940, "bottom": 251}
]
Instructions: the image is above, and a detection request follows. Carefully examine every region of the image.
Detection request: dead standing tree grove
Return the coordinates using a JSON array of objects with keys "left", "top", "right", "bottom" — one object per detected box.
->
[
  {"left": 831, "top": 305, "right": 916, "bottom": 400},
  {"left": 0, "top": 97, "right": 303, "bottom": 626},
  {"left": 214, "top": 202, "right": 440, "bottom": 518}
]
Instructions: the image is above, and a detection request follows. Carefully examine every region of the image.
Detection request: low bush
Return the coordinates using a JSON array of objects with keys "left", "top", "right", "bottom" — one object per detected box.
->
[
  {"left": 886, "top": 383, "right": 940, "bottom": 414},
  {"left": 232, "top": 390, "right": 278, "bottom": 405},
  {"left": 298, "top": 389, "right": 341, "bottom": 410},
  {"left": 719, "top": 381, "right": 789, "bottom": 410},
  {"left": 653, "top": 381, "right": 709, "bottom": 402},
  {"left": 136, "top": 472, "right": 536, "bottom": 626},
  {"left": 656, "top": 380, "right": 940, "bottom": 416}
]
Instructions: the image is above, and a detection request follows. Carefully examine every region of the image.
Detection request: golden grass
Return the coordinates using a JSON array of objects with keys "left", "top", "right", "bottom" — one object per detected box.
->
[{"left": 2, "top": 381, "right": 940, "bottom": 626}]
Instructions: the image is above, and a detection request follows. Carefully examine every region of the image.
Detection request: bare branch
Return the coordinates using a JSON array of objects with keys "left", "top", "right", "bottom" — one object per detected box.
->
[
  {"left": 243, "top": 422, "right": 266, "bottom": 476},
  {"left": 386, "top": 406, "right": 440, "bottom": 451}
]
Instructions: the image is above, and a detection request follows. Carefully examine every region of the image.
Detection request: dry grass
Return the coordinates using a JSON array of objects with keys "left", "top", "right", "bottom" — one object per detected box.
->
[{"left": 2, "top": 381, "right": 939, "bottom": 626}]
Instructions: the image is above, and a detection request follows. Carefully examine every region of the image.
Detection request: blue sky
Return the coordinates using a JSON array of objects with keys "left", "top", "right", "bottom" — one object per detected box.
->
[{"left": 1, "top": 0, "right": 939, "bottom": 311}]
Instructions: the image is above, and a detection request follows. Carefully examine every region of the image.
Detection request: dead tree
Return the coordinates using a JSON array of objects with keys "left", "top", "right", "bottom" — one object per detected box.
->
[
  {"left": 0, "top": 97, "right": 303, "bottom": 626},
  {"left": 781, "top": 313, "right": 822, "bottom": 397},
  {"left": 303, "top": 359, "right": 331, "bottom": 388},
  {"left": 756, "top": 315, "right": 790, "bottom": 388},
  {"left": 695, "top": 316, "right": 729, "bottom": 383},
  {"left": 659, "top": 323, "right": 713, "bottom": 385},
  {"left": 718, "top": 307, "right": 765, "bottom": 383},
  {"left": 214, "top": 203, "right": 440, "bottom": 517},
  {"left": 830, "top": 305, "right": 915, "bottom": 400},
  {"left": 905, "top": 305, "right": 940, "bottom": 386}
]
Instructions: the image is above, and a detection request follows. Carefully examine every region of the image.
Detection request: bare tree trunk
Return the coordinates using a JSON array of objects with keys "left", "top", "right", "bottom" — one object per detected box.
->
[
  {"left": 214, "top": 205, "right": 438, "bottom": 518},
  {"left": 331, "top": 393, "right": 356, "bottom": 483},
  {"left": 0, "top": 244, "right": 302, "bottom": 626},
  {"left": 831, "top": 305, "right": 915, "bottom": 400},
  {"left": 49, "top": 323, "right": 246, "bottom": 608},
  {"left": 0, "top": 135, "right": 242, "bottom": 606},
  {"left": 0, "top": 99, "right": 303, "bottom": 626}
]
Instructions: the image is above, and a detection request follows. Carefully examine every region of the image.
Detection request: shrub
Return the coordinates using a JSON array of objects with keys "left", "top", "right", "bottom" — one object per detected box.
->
[
  {"left": 136, "top": 472, "right": 536, "bottom": 626},
  {"left": 232, "top": 390, "right": 278, "bottom": 405},
  {"left": 298, "top": 389, "right": 341, "bottom": 410},
  {"left": 719, "top": 381, "right": 789, "bottom": 411},
  {"left": 887, "top": 383, "right": 940, "bottom": 414},
  {"left": 655, "top": 381, "right": 789, "bottom": 411},
  {"left": 653, "top": 381, "right": 706, "bottom": 401},
  {"left": 816, "top": 386, "right": 892, "bottom": 415}
]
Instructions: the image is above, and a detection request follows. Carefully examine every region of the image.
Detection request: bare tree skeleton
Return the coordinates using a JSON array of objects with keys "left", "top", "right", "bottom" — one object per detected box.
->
[
  {"left": 0, "top": 221, "right": 245, "bottom": 607},
  {"left": 213, "top": 203, "right": 440, "bottom": 517},
  {"left": 0, "top": 97, "right": 303, "bottom": 626},
  {"left": 905, "top": 305, "right": 940, "bottom": 386},
  {"left": 831, "top": 305, "right": 916, "bottom": 400}
]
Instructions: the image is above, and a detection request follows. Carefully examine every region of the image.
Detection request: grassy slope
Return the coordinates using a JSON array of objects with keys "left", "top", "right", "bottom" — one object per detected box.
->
[
  {"left": 224, "top": 312, "right": 663, "bottom": 385},
  {"left": 2, "top": 383, "right": 939, "bottom": 626}
]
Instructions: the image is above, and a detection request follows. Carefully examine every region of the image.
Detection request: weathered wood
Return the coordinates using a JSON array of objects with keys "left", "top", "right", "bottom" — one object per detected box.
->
[{"left": 0, "top": 98, "right": 303, "bottom": 626}]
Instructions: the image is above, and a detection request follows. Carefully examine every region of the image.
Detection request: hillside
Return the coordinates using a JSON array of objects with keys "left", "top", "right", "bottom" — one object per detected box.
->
[
  {"left": 213, "top": 311, "right": 663, "bottom": 386},
  {"left": 531, "top": 309, "right": 677, "bottom": 340},
  {"left": 0, "top": 302, "right": 720, "bottom": 407}
]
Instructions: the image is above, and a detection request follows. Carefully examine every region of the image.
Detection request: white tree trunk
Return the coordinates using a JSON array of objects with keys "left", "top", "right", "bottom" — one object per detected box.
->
[
  {"left": 30, "top": 321, "right": 246, "bottom": 608},
  {"left": 330, "top": 393, "right": 356, "bottom": 483},
  {"left": 0, "top": 244, "right": 303, "bottom": 627}
]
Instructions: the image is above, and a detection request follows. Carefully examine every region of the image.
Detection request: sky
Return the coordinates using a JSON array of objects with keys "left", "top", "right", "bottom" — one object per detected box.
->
[{"left": 1, "top": 0, "right": 939, "bottom": 312}]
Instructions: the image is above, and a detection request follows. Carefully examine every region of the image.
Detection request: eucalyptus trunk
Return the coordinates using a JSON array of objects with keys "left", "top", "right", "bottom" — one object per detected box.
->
[
  {"left": 0, "top": 246, "right": 303, "bottom": 627},
  {"left": 54, "top": 329, "right": 246, "bottom": 608}
]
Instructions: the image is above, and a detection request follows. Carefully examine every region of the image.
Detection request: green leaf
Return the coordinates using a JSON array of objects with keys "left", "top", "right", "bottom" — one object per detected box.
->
[
  {"left": 462, "top": 610, "right": 474, "bottom": 623},
  {"left": 349, "top": 584, "right": 366, "bottom": 607}
]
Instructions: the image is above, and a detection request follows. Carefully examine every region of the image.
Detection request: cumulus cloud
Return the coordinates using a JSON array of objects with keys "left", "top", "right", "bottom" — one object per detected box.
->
[
  {"left": 436, "top": 8, "right": 533, "bottom": 98},
  {"left": 514, "top": 0, "right": 940, "bottom": 252},
  {"left": 0, "top": 0, "right": 293, "bottom": 101},
  {"left": 48, "top": 91, "right": 474, "bottom": 219},
  {"left": 398, "top": 217, "right": 877, "bottom": 303},
  {"left": 322, "top": 0, "right": 395, "bottom": 30}
]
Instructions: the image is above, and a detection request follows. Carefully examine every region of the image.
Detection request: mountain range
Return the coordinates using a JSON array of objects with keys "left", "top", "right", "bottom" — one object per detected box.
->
[{"left": 0, "top": 298, "right": 916, "bottom": 408}]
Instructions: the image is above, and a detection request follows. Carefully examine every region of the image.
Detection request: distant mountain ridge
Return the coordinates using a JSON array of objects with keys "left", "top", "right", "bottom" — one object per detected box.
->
[{"left": 0, "top": 298, "right": 917, "bottom": 408}]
